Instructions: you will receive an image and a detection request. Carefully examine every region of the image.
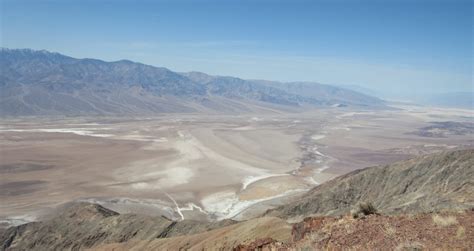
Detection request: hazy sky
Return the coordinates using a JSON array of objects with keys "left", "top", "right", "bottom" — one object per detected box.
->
[{"left": 1, "top": 0, "right": 472, "bottom": 99}]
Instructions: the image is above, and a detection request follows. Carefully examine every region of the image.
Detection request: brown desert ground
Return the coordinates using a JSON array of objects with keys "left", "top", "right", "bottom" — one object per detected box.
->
[{"left": 0, "top": 105, "right": 472, "bottom": 226}]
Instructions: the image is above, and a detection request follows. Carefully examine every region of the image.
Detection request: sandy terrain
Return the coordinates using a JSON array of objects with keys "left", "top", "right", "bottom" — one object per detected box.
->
[{"left": 0, "top": 106, "right": 472, "bottom": 226}]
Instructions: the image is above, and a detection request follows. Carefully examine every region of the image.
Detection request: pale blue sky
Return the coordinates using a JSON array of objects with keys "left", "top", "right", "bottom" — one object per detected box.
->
[{"left": 1, "top": 0, "right": 472, "bottom": 99}]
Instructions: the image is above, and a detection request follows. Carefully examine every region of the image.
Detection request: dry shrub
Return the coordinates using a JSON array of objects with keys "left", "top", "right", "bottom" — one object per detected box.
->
[
  {"left": 395, "top": 241, "right": 424, "bottom": 251},
  {"left": 456, "top": 226, "right": 466, "bottom": 239},
  {"left": 382, "top": 222, "right": 397, "bottom": 236},
  {"left": 432, "top": 214, "right": 458, "bottom": 227},
  {"left": 352, "top": 202, "right": 378, "bottom": 218}
]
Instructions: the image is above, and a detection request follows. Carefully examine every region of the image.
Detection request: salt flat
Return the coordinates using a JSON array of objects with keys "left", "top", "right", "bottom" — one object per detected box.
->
[{"left": 0, "top": 107, "right": 472, "bottom": 225}]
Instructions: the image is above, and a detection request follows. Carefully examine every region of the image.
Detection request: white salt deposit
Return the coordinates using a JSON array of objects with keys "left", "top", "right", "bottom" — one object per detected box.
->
[
  {"left": 0, "top": 214, "right": 37, "bottom": 227},
  {"left": 249, "top": 117, "right": 264, "bottom": 122},
  {"left": 305, "top": 176, "right": 319, "bottom": 185},
  {"left": 311, "top": 134, "right": 326, "bottom": 141},
  {"left": 241, "top": 173, "right": 289, "bottom": 190},
  {"left": 136, "top": 166, "right": 194, "bottom": 189},
  {"left": 315, "top": 165, "right": 330, "bottom": 173},
  {"left": 201, "top": 188, "right": 308, "bottom": 220},
  {"left": 0, "top": 128, "right": 113, "bottom": 138}
]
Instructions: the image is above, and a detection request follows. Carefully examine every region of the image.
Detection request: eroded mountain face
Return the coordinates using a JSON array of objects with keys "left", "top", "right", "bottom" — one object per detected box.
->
[
  {"left": 0, "top": 48, "right": 385, "bottom": 116},
  {"left": 265, "top": 149, "right": 474, "bottom": 220},
  {"left": 0, "top": 203, "right": 238, "bottom": 250},
  {"left": 1, "top": 149, "right": 472, "bottom": 250}
]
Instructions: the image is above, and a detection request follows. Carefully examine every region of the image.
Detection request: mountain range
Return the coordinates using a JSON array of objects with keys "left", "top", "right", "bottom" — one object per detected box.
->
[{"left": 0, "top": 48, "right": 386, "bottom": 116}]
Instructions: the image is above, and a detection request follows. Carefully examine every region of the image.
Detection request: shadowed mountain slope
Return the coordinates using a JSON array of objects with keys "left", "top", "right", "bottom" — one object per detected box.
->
[
  {"left": 254, "top": 80, "right": 384, "bottom": 107},
  {"left": 265, "top": 149, "right": 474, "bottom": 220},
  {"left": 0, "top": 203, "right": 237, "bottom": 250}
]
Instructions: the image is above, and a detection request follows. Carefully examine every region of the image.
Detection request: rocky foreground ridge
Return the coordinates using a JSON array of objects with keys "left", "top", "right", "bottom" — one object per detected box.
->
[
  {"left": 265, "top": 149, "right": 474, "bottom": 220},
  {"left": 1, "top": 149, "right": 473, "bottom": 250},
  {"left": 235, "top": 210, "right": 473, "bottom": 250}
]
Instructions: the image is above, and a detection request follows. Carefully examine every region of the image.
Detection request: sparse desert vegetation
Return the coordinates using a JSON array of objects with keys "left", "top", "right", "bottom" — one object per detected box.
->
[
  {"left": 352, "top": 202, "right": 379, "bottom": 218},
  {"left": 432, "top": 214, "right": 458, "bottom": 227}
]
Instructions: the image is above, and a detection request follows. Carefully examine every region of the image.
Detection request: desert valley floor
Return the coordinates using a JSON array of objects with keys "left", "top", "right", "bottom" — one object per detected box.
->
[{"left": 0, "top": 105, "right": 472, "bottom": 227}]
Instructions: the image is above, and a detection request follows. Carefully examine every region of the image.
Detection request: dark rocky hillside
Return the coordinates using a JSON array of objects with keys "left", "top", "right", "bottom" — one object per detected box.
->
[
  {"left": 265, "top": 149, "right": 474, "bottom": 220},
  {"left": 0, "top": 203, "right": 235, "bottom": 250}
]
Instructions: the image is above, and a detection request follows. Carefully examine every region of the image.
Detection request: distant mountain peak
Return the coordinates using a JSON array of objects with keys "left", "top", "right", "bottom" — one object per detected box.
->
[
  {"left": 114, "top": 59, "right": 136, "bottom": 64},
  {"left": 1, "top": 47, "right": 58, "bottom": 55}
]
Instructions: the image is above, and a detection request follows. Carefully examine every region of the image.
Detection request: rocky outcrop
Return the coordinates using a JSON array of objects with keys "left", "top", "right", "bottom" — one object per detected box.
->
[
  {"left": 233, "top": 238, "right": 282, "bottom": 251},
  {"left": 93, "top": 217, "right": 292, "bottom": 251},
  {"left": 0, "top": 203, "right": 236, "bottom": 251},
  {"left": 235, "top": 210, "right": 474, "bottom": 250}
]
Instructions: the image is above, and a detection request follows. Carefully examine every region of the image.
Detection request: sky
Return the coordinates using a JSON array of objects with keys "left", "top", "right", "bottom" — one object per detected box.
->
[{"left": 1, "top": 0, "right": 472, "bottom": 100}]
